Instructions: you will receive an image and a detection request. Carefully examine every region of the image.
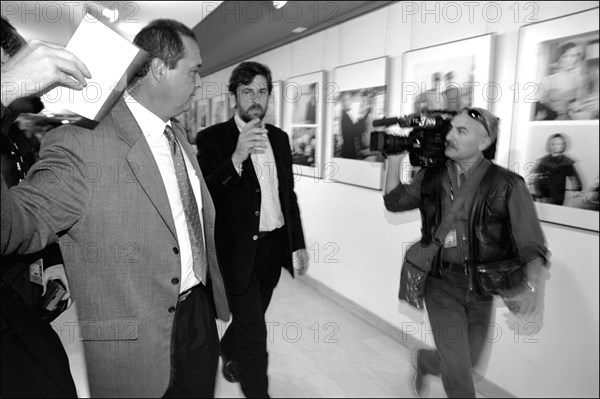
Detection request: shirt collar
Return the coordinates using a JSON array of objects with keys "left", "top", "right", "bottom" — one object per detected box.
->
[
  {"left": 447, "top": 156, "right": 490, "bottom": 181},
  {"left": 124, "top": 91, "right": 171, "bottom": 143},
  {"left": 234, "top": 113, "right": 245, "bottom": 132}
]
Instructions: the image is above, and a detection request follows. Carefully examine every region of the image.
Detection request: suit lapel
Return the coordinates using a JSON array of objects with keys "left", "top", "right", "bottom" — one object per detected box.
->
[
  {"left": 267, "top": 126, "right": 284, "bottom": 174},
  {"left": 109, "top": 99, "right": 178, "bottom": 241}
]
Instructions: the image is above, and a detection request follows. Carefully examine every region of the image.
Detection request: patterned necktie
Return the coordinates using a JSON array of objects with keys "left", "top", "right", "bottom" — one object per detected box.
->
[{"left": 163, "top": 125, "right": 206, "bottom": 283}]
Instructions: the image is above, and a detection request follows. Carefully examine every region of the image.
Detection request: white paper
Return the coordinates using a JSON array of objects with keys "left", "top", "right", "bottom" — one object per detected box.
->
[{"left": 49, "top": 14, "right": 142, "bottom": 120}]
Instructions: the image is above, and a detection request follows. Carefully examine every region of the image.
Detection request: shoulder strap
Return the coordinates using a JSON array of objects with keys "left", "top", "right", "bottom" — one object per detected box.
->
[{"left": 431, "top": 165, "right": 490, "bottom": 246}]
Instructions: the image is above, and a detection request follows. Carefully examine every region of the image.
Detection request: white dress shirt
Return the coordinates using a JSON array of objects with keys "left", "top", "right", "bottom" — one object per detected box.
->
[
  {"left": 234, "top": 114, "right": 284, "bottom": 232},
  {"left": 125, "top": 93, "right": 203, "bottom": 292}
]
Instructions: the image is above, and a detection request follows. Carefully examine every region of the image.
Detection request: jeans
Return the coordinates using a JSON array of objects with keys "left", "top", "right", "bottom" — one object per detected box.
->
[{"left": 421, "top": 269, "right": 494, "bottom": 398}]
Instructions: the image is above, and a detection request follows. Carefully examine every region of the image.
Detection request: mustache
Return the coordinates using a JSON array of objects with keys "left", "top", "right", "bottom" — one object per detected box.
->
[{"left": 445, "top": 140, "right": 457, "bottom": 149}]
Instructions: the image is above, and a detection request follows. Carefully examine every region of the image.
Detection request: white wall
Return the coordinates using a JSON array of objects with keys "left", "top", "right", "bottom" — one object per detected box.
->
[{"left": 201, "top": 2, "right": 600, "bottom": 397}]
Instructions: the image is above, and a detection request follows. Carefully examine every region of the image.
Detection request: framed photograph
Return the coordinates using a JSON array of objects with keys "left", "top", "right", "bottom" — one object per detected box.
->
[
  {"left": 510, "top": 8, "right": 599, "bottom": 232},
  {"left": 210, "top": 95, "right": 229, "bottom": 125},
  {"left": 263, "top": 80, "right": 282, "bottom": 128},
  {"left": 283, "top": 71, "right": 325, "bottom": 178},
  {"left": 194, "top": 99, "right": 209, "bottom": 132},
  {"left": 402, "top": 33, "right": 494, "bottom": 115},
  {"left": 328, "top": 57, "right": 388, "bottom": 190},
  {"left": 178, "top": 103, "right": 196, "bottom": 141}
]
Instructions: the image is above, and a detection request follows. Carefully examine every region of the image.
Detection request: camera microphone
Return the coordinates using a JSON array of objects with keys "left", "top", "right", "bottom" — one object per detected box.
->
[
  {"left": 372, "top": 117, "right": 402, "bottom": 127},
  {"left": 373, "top": 114, "right": 448, "bottom": 128}
]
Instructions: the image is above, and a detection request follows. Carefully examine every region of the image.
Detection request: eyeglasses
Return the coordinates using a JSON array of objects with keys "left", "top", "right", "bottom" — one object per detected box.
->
[{"left": 465, "top": 108, "right": 490, "bottom": 138}]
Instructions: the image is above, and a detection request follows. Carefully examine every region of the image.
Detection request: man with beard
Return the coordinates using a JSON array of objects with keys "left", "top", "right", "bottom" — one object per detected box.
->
[{"left": 196, "top": 61, "right": 309, "bottom": 398}]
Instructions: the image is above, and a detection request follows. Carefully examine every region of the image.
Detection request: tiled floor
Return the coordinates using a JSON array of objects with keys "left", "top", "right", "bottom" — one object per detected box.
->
[{"left": 57, "top": 271, "right": 451, "bottom": 398}]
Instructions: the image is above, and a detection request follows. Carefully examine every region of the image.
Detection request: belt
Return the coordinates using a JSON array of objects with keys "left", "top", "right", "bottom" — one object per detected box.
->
[
  {"left": 257, "top": 231, "right": 272, "bottom": 239},
  {"left": 258, "top": 227, "right": 283, "bottom": 239},
  {"left": 178, "top": 284, "right": 203, "bottom": 303},
  {"left": 441, "top": 261, "right": 468, "bottom": 275}
]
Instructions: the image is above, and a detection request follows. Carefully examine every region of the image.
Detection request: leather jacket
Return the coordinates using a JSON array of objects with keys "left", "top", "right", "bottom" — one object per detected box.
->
[{"left": 422, "top": 164, "right": 530, "bottom": 294}]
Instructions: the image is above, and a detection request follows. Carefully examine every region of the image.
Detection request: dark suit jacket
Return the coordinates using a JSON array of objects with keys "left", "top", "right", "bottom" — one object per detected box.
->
[
  {"left": 1, "top": 99, "right": 229, "bottom": 397},
  {"left": 0, "top": 104, "right": 76, "bottom": 397},
  {"left": 196, "top": 118, "right": 305, "bottom": 295}
]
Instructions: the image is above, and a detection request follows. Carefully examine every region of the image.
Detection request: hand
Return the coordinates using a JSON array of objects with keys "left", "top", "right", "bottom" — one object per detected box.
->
[
  {"left": 501, "top": 285, "right": 541, "bottom": 319},
  {"left": 231, "top": 118, "right": 268, "bottom": 166},
  {"left": 385, "top": 153, "right": 406, "bottom": 164},
  {"left": 1, "top": 40, "right": 91, "bottom": 107},
  {"left": 292, "top": 248, "right": 309, "bottom": 277},
  {"left": 43, "top": 264, "right": 73, "bottom": 309}
]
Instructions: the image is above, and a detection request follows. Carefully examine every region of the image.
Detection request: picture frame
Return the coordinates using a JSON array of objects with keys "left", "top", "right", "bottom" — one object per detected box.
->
[
  {"left": 179, "top": 102, "right": 196, "bottom": 144},
  {"left": 402, "top": 33, "right": 494, "bottom": 115},
  {"left": 328, "top": 57, "right": 388, "bottom": 190},
  {"left": 283, "top": 71, "right": 325, "bottom": 179},
  {"left": 210, "top": 94, "right": 230, "bottom": 125},
  {"left": 264, "top": 80, "right": 283, "bottom": 129},
  {"left": 194, "top": 98, "right": 209, "bottom": 133},
  {"left": 510, "top": 8, "right": 599, "bottom": 232}
]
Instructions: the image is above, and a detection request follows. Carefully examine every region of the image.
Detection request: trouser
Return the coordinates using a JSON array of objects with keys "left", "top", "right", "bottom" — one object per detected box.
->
[
  {"left": 221, "top": 226, "right": 287, "bottom": 398},
  {"left": 421, "top": 269, "right": 494, "bottom": 398},
  {"left": 1, "top": 283, "right": 77, "bottom": 398},
  {"left": 164, "top": 283, "right": 219, "bottom": 398}
]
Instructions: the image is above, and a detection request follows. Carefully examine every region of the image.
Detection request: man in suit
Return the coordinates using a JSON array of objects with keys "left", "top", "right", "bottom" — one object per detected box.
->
[
  {"left": 1, "top": 19, "right": 229, "bottom": 397},
  {"left": 196, "top": 61, "right": 309, "bottom": 398}
]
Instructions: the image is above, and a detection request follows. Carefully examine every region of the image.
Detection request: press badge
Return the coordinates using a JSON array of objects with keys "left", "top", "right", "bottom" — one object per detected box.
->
[
  {"left": 29, "top": 258, "right": 44, "bottom": 285},
  {"left": 444, "top": 228, "right": 458, "bottom": 248}
]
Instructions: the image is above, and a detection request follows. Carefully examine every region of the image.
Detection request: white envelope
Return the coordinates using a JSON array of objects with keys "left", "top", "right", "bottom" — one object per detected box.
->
[{"left": 49, "top": 14, "right": 147, "bottom": 121}]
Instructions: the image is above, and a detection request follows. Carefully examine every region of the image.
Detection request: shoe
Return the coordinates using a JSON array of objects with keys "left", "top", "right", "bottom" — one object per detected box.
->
[
  {"left": 411, "top": 348, "right": 425, "bottom": 398},
  {"left": 222, "top": 358, "right": 239, "bottom": 383}
]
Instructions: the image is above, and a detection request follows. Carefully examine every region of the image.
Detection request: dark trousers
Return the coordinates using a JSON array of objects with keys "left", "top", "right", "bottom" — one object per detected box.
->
[
  {"left": 1, "top": 284, "right": 77, "bottom": 398},
  {"left": 221, "top": 227, "right": 287, "bottom": 398},
  {"left": 421, "top": 270, "right": 494, "bottom": 398},
  {"left": 164, "top": 283, "right": 219, "bottom": 398}
]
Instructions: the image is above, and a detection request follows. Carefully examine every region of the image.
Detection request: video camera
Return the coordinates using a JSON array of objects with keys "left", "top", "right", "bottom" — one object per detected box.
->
[{"left": 369, "top": 110, "right": 456, "bottom": 168}]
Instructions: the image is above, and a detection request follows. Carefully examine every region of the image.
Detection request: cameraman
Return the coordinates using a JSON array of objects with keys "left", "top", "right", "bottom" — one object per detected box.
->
[{"left": 383, "top": 108, "right": 549, "bottom": 398}]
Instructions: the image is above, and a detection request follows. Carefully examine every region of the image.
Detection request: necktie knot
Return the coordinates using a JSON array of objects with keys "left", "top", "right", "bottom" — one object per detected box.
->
[{"left": 164, "top": 125, "right": 177, "bottom": 155}]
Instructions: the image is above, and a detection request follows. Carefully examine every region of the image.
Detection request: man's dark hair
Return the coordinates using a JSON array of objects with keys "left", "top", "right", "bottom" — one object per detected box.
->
[
  {"left": 1, "top": 15, "right": 25, "bottom": 57},
  {"left": 133, "top": 19, "right": 197, "bottom": 79},
  {"left": 228, "top": 62, "right": 273, "bottom": 96}
]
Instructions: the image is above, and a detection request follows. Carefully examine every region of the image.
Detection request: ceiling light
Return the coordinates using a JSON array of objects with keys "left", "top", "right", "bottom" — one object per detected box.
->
[
  {"left": 102, "top": 7, "right": 119, "bottom": 23},
  {"left": 273, "top": 1, "right": 287, "bottom": 9},
  {"left": 291, "top": 27, "right": 308, "bottom": 34}
]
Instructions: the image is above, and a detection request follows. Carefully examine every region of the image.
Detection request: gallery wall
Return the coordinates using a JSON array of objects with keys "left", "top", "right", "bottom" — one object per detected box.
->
[{"left": 199, "top": 2, "right": 600, "bottom": 397}]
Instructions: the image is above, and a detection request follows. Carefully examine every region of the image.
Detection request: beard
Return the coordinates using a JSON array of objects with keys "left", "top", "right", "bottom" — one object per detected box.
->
[{"left": 240, "top": 103, "right": 267, "bottom": 123}]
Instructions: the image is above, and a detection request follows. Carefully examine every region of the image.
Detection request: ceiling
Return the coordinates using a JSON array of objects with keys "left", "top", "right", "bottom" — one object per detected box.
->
[
  {"left": 193, "top": 1, "right": 394, "bottom": 75},
  {"left": 3, "top": 1, "right": 394, "bottom": 117},
  {"left": 4, "top": 1, "right": 394, "bottom": 74}
]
